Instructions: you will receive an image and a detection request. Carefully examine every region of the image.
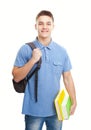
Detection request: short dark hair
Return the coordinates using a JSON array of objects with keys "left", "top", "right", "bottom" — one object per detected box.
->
[{"left": 36, "top": 10, "right": 54, "bottom": 22}]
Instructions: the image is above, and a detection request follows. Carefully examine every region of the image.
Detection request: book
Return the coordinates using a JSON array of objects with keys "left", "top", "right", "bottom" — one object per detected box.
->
[
  {"left": 54, "top": 89, "right": 72, "bottom": 121},
  {"left": 54, "top": 89, "right": 65, "bottom": 120},
  {"left": 61, "top": 94, "right": 72, "bottom": 120}
]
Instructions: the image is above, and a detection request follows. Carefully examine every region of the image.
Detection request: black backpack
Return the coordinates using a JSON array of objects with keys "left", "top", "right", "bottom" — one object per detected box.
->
[{"left": 12, "top": 42, "right": 41, "bottom": 102}]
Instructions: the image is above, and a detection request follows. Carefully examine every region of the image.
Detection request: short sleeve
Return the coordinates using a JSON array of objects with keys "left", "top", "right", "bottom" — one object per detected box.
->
[
  {"left": 14, "top": 44, "right": 32, "bottom": 67},
  {"left": 63, "top": 50, "right": 72, "bottom": 72}
]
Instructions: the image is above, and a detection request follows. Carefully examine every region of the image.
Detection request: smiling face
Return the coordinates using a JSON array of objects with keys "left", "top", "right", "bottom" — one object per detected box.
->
[{"left": 35, "top": 15, "right": 54, "bottom": 39}]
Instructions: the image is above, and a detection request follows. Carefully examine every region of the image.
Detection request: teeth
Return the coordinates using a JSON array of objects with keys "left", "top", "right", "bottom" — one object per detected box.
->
[{"left": 42, "top": 31, "right": 48, "bottom": 32}]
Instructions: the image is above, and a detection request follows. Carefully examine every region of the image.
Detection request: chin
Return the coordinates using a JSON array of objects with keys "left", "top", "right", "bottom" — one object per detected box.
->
[
  {"left": 42, "top": 36, "right": 49, "bottom": 39},
  {"left": 41, "top": 34, "right": 49, "bottom": 38}
]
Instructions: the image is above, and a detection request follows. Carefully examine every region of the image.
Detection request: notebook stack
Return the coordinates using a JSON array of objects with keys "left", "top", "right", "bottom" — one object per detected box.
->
[{"left": 54, "top": 89, "right": 72, "bottom": 120}]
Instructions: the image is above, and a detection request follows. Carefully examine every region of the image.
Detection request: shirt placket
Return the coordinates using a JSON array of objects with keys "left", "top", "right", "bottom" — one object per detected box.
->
[{"left": 44, "top": 47, "right": 49, "bottom": 63}]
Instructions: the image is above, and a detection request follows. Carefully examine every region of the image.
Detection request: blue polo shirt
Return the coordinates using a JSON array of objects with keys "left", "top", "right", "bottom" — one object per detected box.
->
[{"left": 14, "top": 38, "right": 72, "bottom": 117}]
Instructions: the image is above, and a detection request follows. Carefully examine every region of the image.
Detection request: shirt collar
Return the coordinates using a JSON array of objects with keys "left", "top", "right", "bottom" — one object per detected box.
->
[{"left": 34, "top": 37, "right": 54, "bottom": 50}]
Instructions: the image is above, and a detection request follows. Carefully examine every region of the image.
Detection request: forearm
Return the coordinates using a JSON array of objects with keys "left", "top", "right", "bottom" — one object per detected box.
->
[
  {"left": 65, "top": 78, "right": 77, "bottom": 105},
  {"left": 63, "top": 72, "right": 77, "bottom": 115},
  {"left": 63, "top": 72, "right": 77, "bottom": 105},
  {"left": 12, "top": 58, "right": 36, "bottom": 82}
]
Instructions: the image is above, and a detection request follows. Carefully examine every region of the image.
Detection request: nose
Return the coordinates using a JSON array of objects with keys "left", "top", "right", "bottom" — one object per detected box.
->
[{"left": 43, "top": 24, "right": 47, "bottom": 28}]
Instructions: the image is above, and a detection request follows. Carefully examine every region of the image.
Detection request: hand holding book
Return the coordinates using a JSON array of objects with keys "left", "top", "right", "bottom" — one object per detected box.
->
[{"left": 70, "top": 100, "right": 77, "bottom": 115}]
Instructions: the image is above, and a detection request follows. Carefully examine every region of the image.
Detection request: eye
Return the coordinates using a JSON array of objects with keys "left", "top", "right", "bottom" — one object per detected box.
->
[
  {"left": 47, "top": 22, "right": 51, "bottom": 25},
  {"left": 38, "top": 22, "right": 43, "bottom": 25}
]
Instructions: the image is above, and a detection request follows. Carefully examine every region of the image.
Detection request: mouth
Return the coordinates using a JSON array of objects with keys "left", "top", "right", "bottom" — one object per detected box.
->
[{"left": 41, "top": 30, "right": 48, "bottom": 33}]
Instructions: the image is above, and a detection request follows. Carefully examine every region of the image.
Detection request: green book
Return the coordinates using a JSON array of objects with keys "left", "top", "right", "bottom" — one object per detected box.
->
[{"left": 61, "top": 94, "right": 72, "bottom": 120}]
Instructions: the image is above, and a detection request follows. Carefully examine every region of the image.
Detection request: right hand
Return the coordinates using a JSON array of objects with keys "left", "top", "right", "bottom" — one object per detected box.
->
[{"left": 32, "top": 48, "right": 42, "bottom": 63}]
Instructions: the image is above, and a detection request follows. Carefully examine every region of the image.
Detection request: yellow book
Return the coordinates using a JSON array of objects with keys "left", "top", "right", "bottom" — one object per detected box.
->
[
  {"left": 54, "top": 89, "right": 65, "bottom": 120},
  {"left": 54, "top": 89, "right": 72, "bottom": 121}
]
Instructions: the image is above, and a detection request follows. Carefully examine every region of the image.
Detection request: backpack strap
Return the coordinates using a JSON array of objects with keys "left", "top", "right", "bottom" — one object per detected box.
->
[
  {"left": 27, "top": 42, "right": 42, "bottom": 69},
  {"left": 26, "top": 42, "right": 42, "bottom": 102}
]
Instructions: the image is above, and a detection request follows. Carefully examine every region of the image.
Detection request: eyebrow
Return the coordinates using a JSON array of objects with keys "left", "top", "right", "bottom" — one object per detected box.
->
[{"left": 38, "top": 21, "right": 52, "bottom": 24}]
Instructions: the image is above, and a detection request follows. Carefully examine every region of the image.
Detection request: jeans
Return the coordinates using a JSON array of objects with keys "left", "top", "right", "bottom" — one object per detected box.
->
[{"left": 25, "top": 115, "right": 62, "bottom": 130}]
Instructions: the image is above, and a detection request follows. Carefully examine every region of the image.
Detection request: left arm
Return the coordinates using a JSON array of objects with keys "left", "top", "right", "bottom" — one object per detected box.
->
[{"left": 62, "top": 71, "right": 77, "bottom": 115}]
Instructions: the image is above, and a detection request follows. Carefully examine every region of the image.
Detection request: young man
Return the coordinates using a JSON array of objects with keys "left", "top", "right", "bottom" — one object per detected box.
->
[{"left": 12, "top": 10, "right": 77, "bottom": 130}]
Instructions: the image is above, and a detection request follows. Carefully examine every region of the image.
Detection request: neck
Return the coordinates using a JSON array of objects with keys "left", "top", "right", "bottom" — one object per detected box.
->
[{"left": 37, "top": 36, "right": 51, "bottom": 46}]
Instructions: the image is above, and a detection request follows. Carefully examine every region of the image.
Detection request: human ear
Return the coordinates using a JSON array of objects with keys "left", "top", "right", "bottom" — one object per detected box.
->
[{"left": 35, "top": 24, "right": 37, "bottom": 30}]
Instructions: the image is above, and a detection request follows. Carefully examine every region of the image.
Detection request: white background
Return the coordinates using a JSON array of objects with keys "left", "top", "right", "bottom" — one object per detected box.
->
[{"left": 0, "top": 0, "right": 91, "bottom": 129}]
